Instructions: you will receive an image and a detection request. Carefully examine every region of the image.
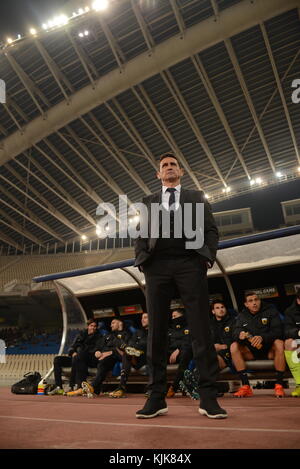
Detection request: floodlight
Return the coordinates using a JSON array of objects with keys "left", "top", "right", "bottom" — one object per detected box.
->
[{"left": 92, "top": 0, "right": 109, "bottom": 12}]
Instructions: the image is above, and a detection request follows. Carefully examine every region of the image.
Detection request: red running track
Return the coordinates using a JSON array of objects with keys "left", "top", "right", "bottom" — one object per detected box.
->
[{"left": 0, "top": 387, "right": 299, "bottom": 449}]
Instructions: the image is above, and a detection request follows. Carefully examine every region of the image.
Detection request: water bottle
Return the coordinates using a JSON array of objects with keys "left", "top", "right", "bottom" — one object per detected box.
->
[{"left": 245, "top": 332, "right": 262, "bottom": 350}]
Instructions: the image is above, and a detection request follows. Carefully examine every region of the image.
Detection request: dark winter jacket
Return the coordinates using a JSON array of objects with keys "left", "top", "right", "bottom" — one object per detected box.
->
[
  {"left": 128, "top": 327, "right": 148, "bottom": 352},
  {"left": 168, "top": 316, "right": 190, "bottom": 354},
  {"left": 210, "top": 313, "right": 236, "bottom": 348},
  {"left": 95, "top": 329, "right": 130, "bottom": 353},
  {"left": 284, "top": 299, "right": 300, "bottom": 340},
  {"left": 232, "top": 302, "right": 283, "bottom": 345},
  {"left": 68, "top": 330, "right": 100, "bottom": 356}
]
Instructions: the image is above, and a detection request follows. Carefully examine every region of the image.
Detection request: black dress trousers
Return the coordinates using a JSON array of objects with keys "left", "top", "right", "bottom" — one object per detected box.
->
[{"left": 143, "top": 255, "right": 219, "bottom": 399}]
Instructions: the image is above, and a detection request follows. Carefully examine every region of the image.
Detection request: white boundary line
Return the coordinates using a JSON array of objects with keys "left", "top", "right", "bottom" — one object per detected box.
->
[
  {"left": 0, "top": 415, "right": 300, "bottom": 434},
  {"left": 0, "top": 397, "right": 299, "bottom": 409}
]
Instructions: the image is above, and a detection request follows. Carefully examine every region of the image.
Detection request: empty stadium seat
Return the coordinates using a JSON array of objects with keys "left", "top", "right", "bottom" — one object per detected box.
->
[
  {"left": 0, "top": 249, "right": 133, "bottom": 291},
  {"left": 0, "top": 354, "right": 55, "bottom": 381}
]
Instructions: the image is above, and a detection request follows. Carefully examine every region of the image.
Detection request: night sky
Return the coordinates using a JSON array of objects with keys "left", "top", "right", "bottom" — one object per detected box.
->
[{"left": 0, "top": 0, "right": 70, "bottom": 42}]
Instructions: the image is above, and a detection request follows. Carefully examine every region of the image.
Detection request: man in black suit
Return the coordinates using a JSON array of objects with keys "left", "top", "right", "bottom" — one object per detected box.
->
[{"left": 134, "top": 152, "right": 227, "bottom": 419}]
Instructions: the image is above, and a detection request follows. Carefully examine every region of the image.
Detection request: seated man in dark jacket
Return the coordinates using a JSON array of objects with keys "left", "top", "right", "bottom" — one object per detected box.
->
[
  {"left": 210, "top": 300, "right": 236, "bottom": 370},
  {"left": 109, "top": 312, "right": 149, "bottom": 398},
  {"left": 230, "top": 292, "right": 285, "bottom": 398},
  {"left": 166, "top": 309, "right": 193, "bottom": 398},
  {"left": 180, "top": 300, "right": 236, "bottom": 399},
  {"left": 49, "top": 319, "right": 99, "bottom": 395},
  {"left": 72, "top": 318, "right": 130, "bottom": 398},
  {"left": 284, "top": 288, "right": 300, "bottom": 397}
]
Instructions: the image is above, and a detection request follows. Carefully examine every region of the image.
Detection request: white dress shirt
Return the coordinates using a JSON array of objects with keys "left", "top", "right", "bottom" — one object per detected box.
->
[{"left": 161, "top": 184, "right": 181, "bottom": 211}]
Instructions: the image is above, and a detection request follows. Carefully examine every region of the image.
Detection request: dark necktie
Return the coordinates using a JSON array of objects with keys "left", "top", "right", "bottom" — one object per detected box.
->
[{"left": 166, "top": 187, "right": 176, "bottom": 210}]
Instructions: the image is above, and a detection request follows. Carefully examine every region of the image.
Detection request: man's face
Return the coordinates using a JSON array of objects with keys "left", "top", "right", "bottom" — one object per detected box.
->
[
  {"left": 172, "top": 310, "right": 183, "bottom": 320},
  {"left": 245, "top": 295, "right": 261, "bottom": 314},
  {"left": 141, "top": 313, "right": 149, "bottom": 328},
  {"left": 212, "top": 303, "right": 227, "bottom": 320},
  {"left": 87, "top": 322, "right": 97, "bottom": 334},
  {"left": 111, "top": 319, "right": 122, "bottom": 331},
  {"left": 157, "top": 157, "right": 184, "bottom": 186}
]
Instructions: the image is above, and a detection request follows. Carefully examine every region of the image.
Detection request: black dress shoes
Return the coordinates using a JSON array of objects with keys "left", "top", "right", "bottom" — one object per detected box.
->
[
  {"left": 199, "top": 398, "right": 228, "bottom": 419},
  {"left": 136, "top": 397, "right": 168, "bottom": 419}
]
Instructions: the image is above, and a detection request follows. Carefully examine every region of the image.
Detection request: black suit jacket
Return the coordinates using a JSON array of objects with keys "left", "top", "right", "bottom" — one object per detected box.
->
[{"left": 134, "top": 188, "right": 219, "bottom": 268}]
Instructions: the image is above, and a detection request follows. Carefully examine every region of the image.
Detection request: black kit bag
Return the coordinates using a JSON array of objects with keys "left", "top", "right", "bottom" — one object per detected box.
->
[{"left": 11, "top": 371, "right": 41, "bottom": 394}]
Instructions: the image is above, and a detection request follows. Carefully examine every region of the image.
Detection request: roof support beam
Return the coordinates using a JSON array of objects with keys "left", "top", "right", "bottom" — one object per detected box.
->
[
  {"left": 1, "top": 0, "right": 298, "bottom": 165},
  {"left": 191, "top": 54, "right": 251, "bottom": 180},
  {"left": 4, "top": 52, "right": 49, "bottom": 116},
  {"left": 131, "top": 0, "right": 155, "bottom": 49},
  {"left": 57, "top": 127, "right": 133, "bottom": 203},
  {"left": 260, "top": 22, "right": 300, "bottom": 164},
  {"left": 0, "top": 190, "right": 65, "bottom": 242},
  {"left": 65, "top": 29, "right": 97, "bottom": 88},
  {"left": 240, "top": 47, "right": 300, "bottom": 154},
  {"left": 2, "top": 165, "right": 83, "bottom": 237},
  {"left": 210, "top": 0, "right": 219, "bottom": 19},
  {"left": 98, "top": 18, "right": 125, "bottom": 68},
  {"left": 161, "top": 70, "right": 227, "bottom": 186},
  {"left": 63, "top": 124, "right": 131, "bottom": 202},
  {"left": 35, "top": 140, "right": 103, "bottom": 205},
  {"left": 224, "top": 38, "right": 276, "bottom": 174},
  {"left": 0, "top": 231, "right": 23, "bottom": 251},
  {"left": 0, "top": 209, "right": 44, "bottom": 245},
  {"left": 0, "top": 124, "right": 8, "bottom": 137},
  {"left": 34, "top": 38, "right": 73, "bottom": 102},
  {"left": 16, "top": 156, "right": 97, "bottom": 227},
  {"left": 132, "top": 85, "right": 202, "bottom": 190},
  {"left": 169, "top": 0, "right": 186, "bottom": 37},
  {"left": 6, "top": 95, "right": 29, "bottom": 123},
  {"left": 107, "top": 99, "right": 157, "bottom": 169},
  {"left": 2, "top": 104, "right": 23, "bottom": 132},
  {"left": 82, "top": 113, "right": 152, "bottom": 195}
]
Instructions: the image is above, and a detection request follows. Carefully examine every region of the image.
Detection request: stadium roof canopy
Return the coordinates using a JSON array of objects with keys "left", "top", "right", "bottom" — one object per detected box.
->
[{"left": 0, "top": 0, "right": 300, "bottom": 252}]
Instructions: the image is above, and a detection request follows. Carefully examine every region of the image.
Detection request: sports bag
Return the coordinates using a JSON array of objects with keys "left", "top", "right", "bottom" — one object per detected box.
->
[{"left": 11, "top": 371, "right": 41, "bottom": 394}]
